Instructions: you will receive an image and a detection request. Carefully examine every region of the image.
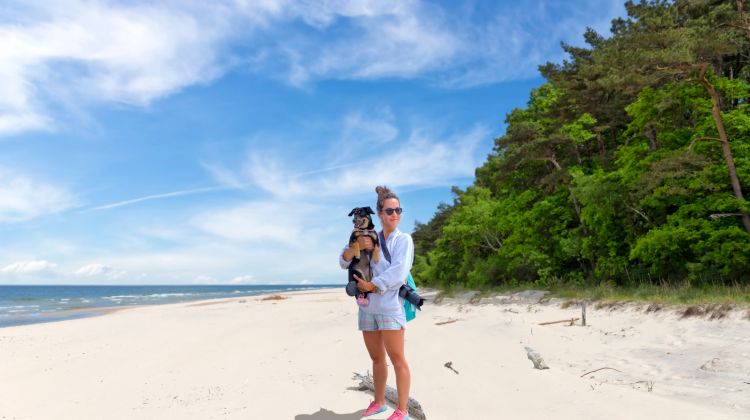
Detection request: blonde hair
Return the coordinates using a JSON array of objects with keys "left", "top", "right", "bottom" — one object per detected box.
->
[{"left": 375, "top": 185, "right": 400, "bottom": 213}]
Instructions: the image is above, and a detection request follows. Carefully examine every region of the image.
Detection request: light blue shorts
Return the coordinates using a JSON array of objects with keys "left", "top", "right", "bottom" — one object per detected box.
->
[{"left": 358, "top": 309, "right": 403, "bottom": 331}]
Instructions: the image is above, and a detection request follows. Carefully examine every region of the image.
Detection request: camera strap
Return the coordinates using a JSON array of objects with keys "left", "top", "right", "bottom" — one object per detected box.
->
[{"left": 378, "top": 230, "right": 391, "bottom": 264}]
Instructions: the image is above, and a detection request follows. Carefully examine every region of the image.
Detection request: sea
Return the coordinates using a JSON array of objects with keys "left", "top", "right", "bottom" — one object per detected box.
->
[{"left": 0, "top": 285, "right": 338, "bottom": 329}]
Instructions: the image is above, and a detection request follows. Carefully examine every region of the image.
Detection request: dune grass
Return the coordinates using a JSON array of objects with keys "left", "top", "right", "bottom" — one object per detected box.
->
[
  {"left": 548, "top": 280, "right": 750, "bottom": 306},
  {"left": 427, "top": 278, "right": 750, "bottom": 307}
]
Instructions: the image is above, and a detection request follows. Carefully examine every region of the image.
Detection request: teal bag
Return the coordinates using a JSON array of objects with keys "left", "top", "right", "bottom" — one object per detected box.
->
[
  {"left": 404, "top": 272, "right": 417, "bottom": 322},
  {"left": 379, "top": 230, "right": 417, "bottom": 322}
]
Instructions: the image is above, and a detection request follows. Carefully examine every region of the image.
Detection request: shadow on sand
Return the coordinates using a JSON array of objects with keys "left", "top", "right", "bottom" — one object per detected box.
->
[{"left": 294, "top": 408, "right": 367, "bottom": 419}]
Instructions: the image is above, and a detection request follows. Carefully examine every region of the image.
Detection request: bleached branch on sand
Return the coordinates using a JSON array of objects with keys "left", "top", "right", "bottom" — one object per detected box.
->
[
  {"left": 538, "top": 318, "right": 579, "bottom": 326},
  {"left": 524, "top": 346, "right": 549, "bottom": 370},
  {"left": 352, "top": 371, "right": 427, "bottom": 420}
]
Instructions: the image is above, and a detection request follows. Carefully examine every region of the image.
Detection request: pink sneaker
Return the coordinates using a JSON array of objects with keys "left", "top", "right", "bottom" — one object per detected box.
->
[
  {"left": 386, "top": 408, "right": 409, "bottom": 420},
  {"left": 362, "top": 400, "right": 387, "bottom": 417}
]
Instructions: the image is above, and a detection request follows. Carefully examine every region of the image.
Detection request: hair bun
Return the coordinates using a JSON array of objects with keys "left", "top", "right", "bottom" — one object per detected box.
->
[
  {"left": 375, "top": 186, "right": 391, "bottom": 196},
  {"left": 374, "top": 185, "right": 399, "bottom": 214}
]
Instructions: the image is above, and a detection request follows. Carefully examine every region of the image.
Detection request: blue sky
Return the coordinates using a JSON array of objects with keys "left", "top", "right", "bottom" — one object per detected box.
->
[{"left": 0, "top": 0, "right": 626, "bottom": 285}]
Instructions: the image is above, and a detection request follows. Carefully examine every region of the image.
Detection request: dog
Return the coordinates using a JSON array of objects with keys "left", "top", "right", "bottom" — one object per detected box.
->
[{"left": 347, "top": 207, "right": 380, "bottom": 298}]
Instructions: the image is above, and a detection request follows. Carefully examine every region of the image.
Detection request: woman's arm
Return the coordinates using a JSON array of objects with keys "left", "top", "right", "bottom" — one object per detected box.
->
[
  {"left": 339, "top": 236, "right": 374, "bottom": 267},
  {"left": 369, "top": 233, "right": 414, "bottom": 294}
]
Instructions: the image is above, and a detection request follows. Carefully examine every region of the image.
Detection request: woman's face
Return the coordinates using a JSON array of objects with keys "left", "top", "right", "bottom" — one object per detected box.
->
[{"left": 378, "top": 198, "right": 401, "bottom": 230}]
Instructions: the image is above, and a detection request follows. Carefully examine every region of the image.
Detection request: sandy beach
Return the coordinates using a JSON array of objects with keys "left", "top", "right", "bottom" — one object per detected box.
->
[{"left": 1, "top": 288, "right": 748, "bottom": 419}]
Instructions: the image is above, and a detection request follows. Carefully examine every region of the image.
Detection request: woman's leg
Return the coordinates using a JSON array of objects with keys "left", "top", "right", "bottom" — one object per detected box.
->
[
  {"left": 382, "top": 328, "right": 410, "bottom": 412},
  {"left": 362, "top": 331, "right": 387, "bottom": 405}
]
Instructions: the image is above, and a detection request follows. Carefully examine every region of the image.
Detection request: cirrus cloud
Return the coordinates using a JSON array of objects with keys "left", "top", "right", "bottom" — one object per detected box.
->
[
  {"left": 0, "top": 167, "right": 79, "bottom": 223},
  {"left": 73, "top": 263, "right": 127, "bottom": 280},
  {"left": 1, "top": 260, "right": 57, "bottom": 274},
  {"left": 73, "top": 263, "right": 111, "bottom": 276}
]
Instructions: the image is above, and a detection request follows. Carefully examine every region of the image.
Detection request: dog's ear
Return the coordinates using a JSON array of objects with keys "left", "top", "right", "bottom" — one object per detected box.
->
[
  {"left": 365, "top": 206, "right": 375, "bottom": 215},
  {"left": 348, "top": 208, "right": 358, "bottom": 216}
]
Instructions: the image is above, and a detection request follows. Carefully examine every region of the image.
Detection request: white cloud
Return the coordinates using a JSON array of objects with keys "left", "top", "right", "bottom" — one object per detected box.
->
[
  {"left": 108, "top": 270, "right": 128, "bottom": 280},
  {"left": 73, "top": 263, "right": 111, "bottom": 276},
  {"left": 342, "top": 108, "right": 399, "bottom": 145},
  {"left": 197, "top": 112, "right": 490, "bottom": 249},
  {"left": 230, "top": 275, "right": 256, "bottom": 284},
  {"left": 192, "top": 201, "right": 312, "bottom": 244},
  {"left": 246, "top": 124, "right": 489, "bottom": 199},
  {"left": 191, "top": 275, "right": 257, "bottom": 285},
  {"left": 0, "top": 168, "right": 78, "bottom": 222},
  {"left": 0, "top": 0, "right": 453, "bottom": 136},
  {"left": 0, "top": 0, "right": 625, "bottom": 137},
  {"left": 284, "top": 0, "right": 459, "bottom": 85},
  {"left": 299, "top": 279, "right": 312, "bottom": 285},
  {"left": 1, "top": 260, "right": 57, "bottom": 274},
  {"left": 72, "top": 263, "right": 126, "bottom": 280},
  {"left": 192, "top": 275, "right": 219, "bottom": 284}
]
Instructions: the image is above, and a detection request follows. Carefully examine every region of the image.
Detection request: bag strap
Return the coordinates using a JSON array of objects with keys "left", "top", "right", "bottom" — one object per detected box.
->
[{"left": 379, "top": 230, "right": 391, "bottom": 263}]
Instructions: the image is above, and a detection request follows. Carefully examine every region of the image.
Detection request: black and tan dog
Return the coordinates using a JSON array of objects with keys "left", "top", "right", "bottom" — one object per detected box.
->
[{"left": 347, "top": 207, "right": 380, "bottom": 296}]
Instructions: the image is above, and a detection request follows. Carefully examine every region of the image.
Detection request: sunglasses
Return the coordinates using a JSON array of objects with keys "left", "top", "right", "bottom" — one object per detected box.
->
[{"left": 384, "top": 207, "right": 403, "bottom": 215}]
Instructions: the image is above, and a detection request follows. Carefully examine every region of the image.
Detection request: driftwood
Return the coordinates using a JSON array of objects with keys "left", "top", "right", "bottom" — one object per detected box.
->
[
  {"left": 580, "top": 367, "right": 622, "bottom": 377},
  {"left": 352, "top": 371, "right": 427, "bottom": 420},
  {"left": 444, "top": 362, "right": 459, "bottom": 374},
  {"left": 582, "top": 301, "right": 587, "bottom": 326},
  {"left": 524, "top": 346, "right": 549, "bottom": 370},
  {"left": 436, "top": 320, "right": 457, "bottom": 326},
  {"left": 538, "top": 318, "right": 579, "bottom": 326}
]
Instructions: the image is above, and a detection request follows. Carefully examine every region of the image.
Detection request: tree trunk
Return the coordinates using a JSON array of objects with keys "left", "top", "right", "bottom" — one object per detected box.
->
[
  {"left": 562, "top": 175, "right": 589, "bottom": 235},
  {"left": 596, "top": 132, "right": 605, "bottom": 155},
  {"left": 567, "top": 181, "right": 588, "bottom": 234},
  {"left": 571, "top": 145, "right": 583, "bottom": 165},
  {"left": 535, "top": 157, "right": 589, "bottom": 235},
  {"left": 610, "top": 125, "right": 618, "bottom": 150},
  {"left": 698, "top": 63, "right": 750, "bottom": 234},
  {"left": 645, "top": 126, "right": 658, "bottom": 152}
]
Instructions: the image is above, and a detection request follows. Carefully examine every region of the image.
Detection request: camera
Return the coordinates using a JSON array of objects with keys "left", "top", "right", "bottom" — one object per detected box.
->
[{"left": 398, "top": 284, "right": 425, "bottom": 310}]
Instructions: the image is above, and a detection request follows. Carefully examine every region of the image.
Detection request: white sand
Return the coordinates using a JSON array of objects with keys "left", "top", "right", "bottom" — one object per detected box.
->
[{"left": 1, "top": 288, "right": 748, "bottom": 419}]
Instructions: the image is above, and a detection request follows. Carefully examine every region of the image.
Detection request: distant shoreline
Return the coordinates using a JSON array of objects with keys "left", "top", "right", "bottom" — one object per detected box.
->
[{"left": 0, "top": 284, "right": 341, "bottom": 329}]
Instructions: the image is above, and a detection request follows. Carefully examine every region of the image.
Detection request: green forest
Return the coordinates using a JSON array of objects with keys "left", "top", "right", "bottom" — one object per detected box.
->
[{"left": 411, "top": 0, "right": 750, "bottom": 302}]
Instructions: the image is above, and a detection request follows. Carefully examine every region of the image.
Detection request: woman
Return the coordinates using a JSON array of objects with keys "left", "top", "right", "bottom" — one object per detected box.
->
[{"left": 339, "top": 186, "right": 414, "bottom": 420}]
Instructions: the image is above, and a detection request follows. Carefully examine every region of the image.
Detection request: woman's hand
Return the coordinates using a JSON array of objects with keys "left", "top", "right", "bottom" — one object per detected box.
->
[
  {"left": 342, "top": 236, "right": 374, "bottom": 262},
  {"left": 354, "top": 274, "right": 376, "bottom": 292},
  {"left": 357, "top": 236, "right": 373, "bottom": 250}
]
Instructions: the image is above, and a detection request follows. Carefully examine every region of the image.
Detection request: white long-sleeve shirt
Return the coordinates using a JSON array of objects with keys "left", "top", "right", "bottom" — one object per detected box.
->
[{"left": 339, "top": 228, "right": 414, "bottom": 329}]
